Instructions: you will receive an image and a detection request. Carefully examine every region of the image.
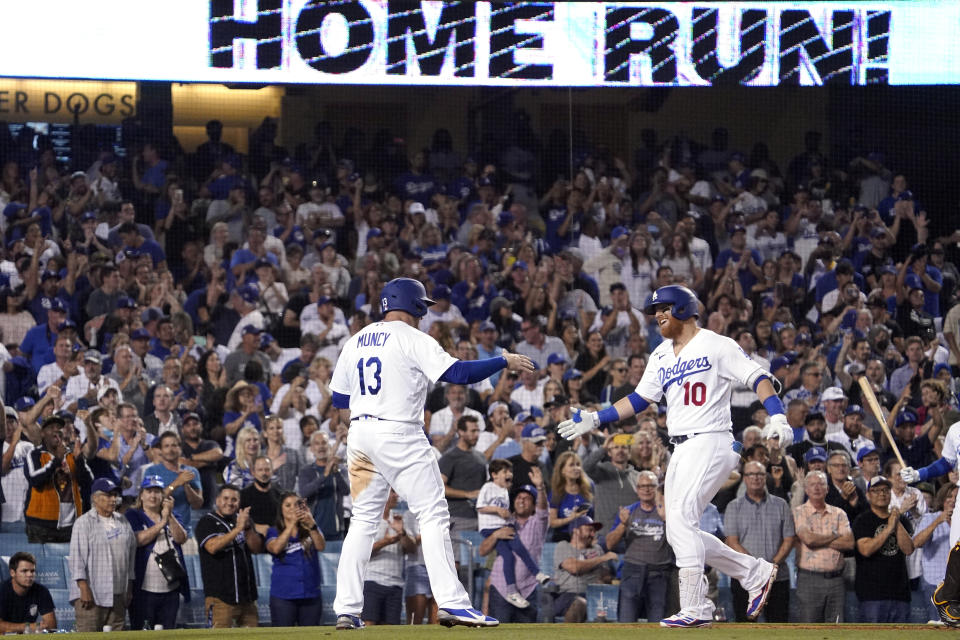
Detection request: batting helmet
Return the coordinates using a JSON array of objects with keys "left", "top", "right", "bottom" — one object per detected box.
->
[
  {"left": 380, "top": 278, "right": 435, "bottom": 318},
  {"left": 643, "top": 285, "right": 700, "bottom": 320}
]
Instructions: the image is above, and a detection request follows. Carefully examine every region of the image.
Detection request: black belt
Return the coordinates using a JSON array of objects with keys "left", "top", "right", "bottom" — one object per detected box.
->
[
  {"left": 350, "top": 415, "right": 382, "bottom": 422},
  {"left": 797, "top": 567, "right": 844, "bottom": 579},
  {"left": 669, "top": 434, "right": 743, "bottom": 455}
]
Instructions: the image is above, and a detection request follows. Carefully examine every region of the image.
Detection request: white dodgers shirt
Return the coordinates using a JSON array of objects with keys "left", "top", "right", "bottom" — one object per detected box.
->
[
  {"left": 330, "top": 320, "right": 457, "bottom": 424},
  {"left": 635, "top": 329, "right": 765, "bottom": 437}
]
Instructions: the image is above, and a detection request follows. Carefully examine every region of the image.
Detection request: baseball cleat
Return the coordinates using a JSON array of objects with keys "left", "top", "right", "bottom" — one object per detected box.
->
[
  {"left": 746, "top": 561, "right": 778, "bottom": 621},
  {"left": 932, "top": 583, "right": 960, "bottom": 627},
  {"left": 335, "top": 614, "right": 364, "bottom": 630},
  {"left": 438, "top": 607, "right": 500, "bottom": 627},
  {"left": 659, "top": 613, "right": 712, "bottom": 628}
]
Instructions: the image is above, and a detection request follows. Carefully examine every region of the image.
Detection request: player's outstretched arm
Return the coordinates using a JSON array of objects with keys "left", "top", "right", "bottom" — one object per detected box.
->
[
  {"left": 558, "top": 393, "right": 650, "bottom": 440},
  {"left": 901, "top": 458, "right": 955, "bottom": 485},
  {"left": 438, "top": 350, "right": 534, "bottom": 385}
]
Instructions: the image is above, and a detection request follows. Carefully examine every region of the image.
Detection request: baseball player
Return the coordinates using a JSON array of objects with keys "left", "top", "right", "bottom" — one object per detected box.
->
[
  {"left": 329, "top": 278, "right": 534, "bottom": 629},
  {"left": 900, "top": 419, "right": 960, "bottom": 626},
  {"left": 558, "top": 285, "right": 792, "bottom": 627}
]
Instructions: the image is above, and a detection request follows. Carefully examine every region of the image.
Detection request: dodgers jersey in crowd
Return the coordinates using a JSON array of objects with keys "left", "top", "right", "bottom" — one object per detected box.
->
[
  {"left": 330, "top": 320, "right": 457, "bottom": 424},
  {"left": 635, "top": 329, "right": 765, "bottom": 436}
]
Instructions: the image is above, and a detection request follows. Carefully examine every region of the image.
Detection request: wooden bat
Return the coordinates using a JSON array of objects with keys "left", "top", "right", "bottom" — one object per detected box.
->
[{"left": 858, "top": 376, "right": 906, "bottom": 468}]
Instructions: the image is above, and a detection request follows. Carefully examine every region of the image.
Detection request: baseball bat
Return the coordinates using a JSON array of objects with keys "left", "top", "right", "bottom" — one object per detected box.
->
[{"left": 858, "top": 376, "right": 906, "bottom": 468}]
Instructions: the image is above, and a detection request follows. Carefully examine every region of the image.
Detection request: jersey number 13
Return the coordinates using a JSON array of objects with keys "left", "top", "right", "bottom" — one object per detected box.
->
[{"left": 356, "top": 357, "right": 382, "bottom": 395}]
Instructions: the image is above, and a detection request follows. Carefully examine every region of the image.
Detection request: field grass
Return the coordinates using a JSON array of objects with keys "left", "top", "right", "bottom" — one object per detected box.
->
[{"left": 64, "top": 623, "right": 951, "bottom": 640}]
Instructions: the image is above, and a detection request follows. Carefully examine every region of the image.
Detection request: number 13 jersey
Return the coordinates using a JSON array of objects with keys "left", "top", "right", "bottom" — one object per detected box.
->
[
  {"left": 330, "top": 320, "right": 457, "bottom": 425},
  {"left": 635, "top": 329, "right": 765, "bottom": 437}
]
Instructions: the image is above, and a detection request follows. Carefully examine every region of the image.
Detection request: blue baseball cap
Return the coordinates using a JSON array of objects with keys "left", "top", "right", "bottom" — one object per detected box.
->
[
  {"left": 41, "top": 270, "right": 59, "bottom": 282},
  {"left": 515, "top": 484, "right": 538, "bottom": 501},
  {"left": 905, "top": 274, "right": 924, "bottom": 291},
  {"left": 367, "top": 228, "right": 383, "bottom": 239},
  {"left": 235, "top": 284, "right": 259, "bottom": 304},
  {"left": 48, "top": 298, "right": 67, "bottom": 312},
  {"left": 844, "top": 404, "right": 864, "bottom": 417},
  {"left": 562, "top": 368, "right": 584, "bottom": 381},
  {"left": 80, "top": 211, "right": 97, "bottom": 223},
  {"left": 547, "top": 353, "right": 567, "bottom": 366},
  {"left": 432, "top": 285, "right": 451, "bottom": 300},
  {"left": 131, "top": 328, "right": 151, "bottom": 341},
  {"left": 116, "top": 296, "right": 137, "bottom": 309},
  {"left": 895, "top": 409, "right": 918, "bottom": 428},
  {"left": 497, "top": 212, "right": 514, "bottom": 227},
  {"left": 141, "top": 307, "right": 163, "bottom": 324},
  {"left": 513, "top": 260, "right": 528, "bottom": 271},
  {"left": 141, "top": 475, "right": 165, "bottom": 490},
  {"left": 570, "top": 515, "right": 603, "bottom": 530},
  {"left": 804, "top": 446, "right": 827, "bottom": 463},
  {"left": 514, "top": 411, "right": 533, "bottom": 425},
  {"left": 259, "top": 333, "right": 276, "bottom": 348},
  {"left": 91, "top": 477, "right": 119, "bottom": 495},
  {"left": 3, "top": 203, "right": 26, "bottom": 218},
  {"left": 57, "top": 320, "right": 77, "bottom": 332},
  {"left": 611, "top": 225, "right": 629, "bottom": 240},
  {"left": 521, "top": 424, "right": 546, "bottom": 442},
  {"left": 241, "top": 324, "right": 262, "bottom": 336},
  {"left": 14, "top": 397, "right": 35, "bottom": 411},
  {"left": 856, "top": 445, "right": 879, "bottom": 463}
]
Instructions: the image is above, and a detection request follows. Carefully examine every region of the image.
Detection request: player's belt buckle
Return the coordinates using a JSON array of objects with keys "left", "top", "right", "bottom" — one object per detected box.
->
[
  {"left": 351, "top": 414, "right": 380, "bottom": 422},
  {"left": 669, "top": 434, "right": 697, "bottom": 445}
]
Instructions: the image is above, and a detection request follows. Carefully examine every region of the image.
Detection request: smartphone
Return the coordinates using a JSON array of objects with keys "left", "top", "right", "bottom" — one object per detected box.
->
[
  {"left": 174, "top": 188, "right": 183, "bottom": 203},
  {"left": 193, "top": 336, "right": 207, "bottom": 348}
]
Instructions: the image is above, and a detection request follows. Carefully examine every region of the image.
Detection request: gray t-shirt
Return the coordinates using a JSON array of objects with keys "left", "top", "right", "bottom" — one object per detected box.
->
[
  {"left": 610, "top": 502, "right": 673, "bottom": 568},
  {"left": 554, "top": 540, "right": 609, "bottom": 595},
  {"left": 438, "top": 446, "right": 487, "bottom": 519}
]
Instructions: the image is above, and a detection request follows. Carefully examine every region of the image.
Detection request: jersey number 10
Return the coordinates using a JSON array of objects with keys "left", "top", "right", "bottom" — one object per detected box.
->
[
  {"left": 683, "top": 381, "right": 706, "bottom": 406},
  {"left": 357, "top": 357, "right": 382, "bottom": 395}
]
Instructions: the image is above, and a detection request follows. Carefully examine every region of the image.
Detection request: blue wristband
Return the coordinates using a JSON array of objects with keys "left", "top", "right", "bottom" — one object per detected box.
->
[
  {"left": 596, "top": 406, "right": 619, "bottom": 424},
  {"left": 763, "top": 395, "right": 785, "bottom": 416}
]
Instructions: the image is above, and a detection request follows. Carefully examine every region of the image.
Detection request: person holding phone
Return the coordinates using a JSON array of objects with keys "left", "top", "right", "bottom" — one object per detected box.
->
[{"left": 265, "top": 491, "right": 325, "bottom": 626}]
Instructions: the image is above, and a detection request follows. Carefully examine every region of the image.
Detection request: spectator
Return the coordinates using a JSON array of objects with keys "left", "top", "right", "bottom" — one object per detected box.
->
[
  {"left": 792, "top": 470, "right": 853, "bottom": 622},
  {"left": 852, "top": 476, "right": 914, "bottom": 623},
  {"left": 854, "top": 445, "right": 882, "bottom": 493},
  {"left": 786, "top": 411, "right": 846, "bottom": 468},
  {"left": 262, "top": 415, "right": 302, "bottom": 492},
  {"left": 516, "top": 317, "right": 570, "bottom": 370},
  {"left": 583, "top": 433, "right": 641, "bottom": 534},
  {"left": 429, "top": 384, "right": 483, "bottom": 452},
  {"left": 222, "top": 381, "right": 265, "bottom": 459},
  {"left": 479, "top": 470, "right": 548, "bottom": 623},
  {"left": 1, "top": 407, "right": 32, "bottom": 528},
  {"left": 224, "top": 426, "right": 261, "bottom": 489},
  {"left": 550, "top": 515, "right": 617, "bottom": 622},
  {"left": 362, "top": 490, "right": 414, "bottom": 626},
  {"left": 913, "top": 483, "right": 957, "bottom": 622},
  {"left": 825, "top": 450, "right": 867, "bottom": 522},
  {"left": 438, "top": 415, "right": 487, "bottom": 534},
  {"left": 885, "top": 458, "right": 927, "bottom": 586},
  {"left": 178, "top": 412, "right": 223, "bottom": 510},
  {"left": 196, "top": 484, "right": 263, "bottom": 628},
  {"left": 299, "top": 431, "right": 348, "bottom": 541},
  {"left": 240, "top": 455, "right": 283, "bottom": 536},
  {"left": 508, "top": 424, "right": 548, "bottom": 495},
  {"left": 547, "top": 451, "right": 594, "bottom": 542},
  {"left": 142, "top": 385, "right": 182, "bottom": 437},
  {"left": 723, "top": 461, "right": 796, "bottom": 622},
  {"left": 114, "top": 405, "right": 155, "bottom": 500},
  {"left": 826, "top": 404, "right": 873, "bottom": 461},
  {"left": 24, "top": 415, "right": 93, "bottom": 543},
  {"left": 63, "top": 349, "right": 121, "bottom": 413},
  {"left": 224, "top": 325, "right": 271, "bottom": 386},
  {"left": 265, "top": 491, "right": 325, "bottom": 626},
  {"left": 0, "top": 551, "right": 56, "bottom": 633},
  {"left": 69, "top": 477, "right": 136, "bottom": 632},
  {"left": 477, "top": 459, "right": 550, "bottom": 609},
  {"left": 141, "top": 432, "right": 203, "bottom": 531},
  {"left": 125, "top": 475, "right": 189, "bottom": 630},
  {"left": 605, "top": 470, "right": 673, "bottom": 623}
]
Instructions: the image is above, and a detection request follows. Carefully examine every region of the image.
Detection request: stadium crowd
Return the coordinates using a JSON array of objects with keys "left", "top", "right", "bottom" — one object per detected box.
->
[{"left": 0, "top": 118, "right": 959, "bottom": 628}]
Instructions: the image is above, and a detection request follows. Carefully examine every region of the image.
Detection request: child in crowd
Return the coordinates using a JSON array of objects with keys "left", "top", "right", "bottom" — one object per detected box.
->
[{"left": 476, "top": 458, "right": 550, "bottom": 609}]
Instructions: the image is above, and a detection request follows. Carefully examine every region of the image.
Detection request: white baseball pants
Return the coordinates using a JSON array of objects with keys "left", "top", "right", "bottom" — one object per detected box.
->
[
  {"left": 333, "top": 419, "right": 472, "bottom": 616},
  {"left": 664, "top": 431, "right": 771, "bottom": 616}
]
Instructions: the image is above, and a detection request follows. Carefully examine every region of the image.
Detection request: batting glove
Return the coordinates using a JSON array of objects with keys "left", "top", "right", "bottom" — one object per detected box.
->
[
  {"left": 557, "top": 408, "right": 598, "bottom": 441},
  {"left": 762, "top": 414, "right": 794, "bottom": 450},
  {"left": 900, "top": 466, "right": 920, "bottom": 484}
]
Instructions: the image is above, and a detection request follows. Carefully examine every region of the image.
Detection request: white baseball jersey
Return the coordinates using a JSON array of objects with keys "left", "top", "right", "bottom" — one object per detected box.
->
[
  {"left": 942, "top": 422, "right": 960, "bottom": 546},
  {"left": 635, "top": 329, "right": 765, "bottom": 437},
  {"left": 330, "top": 320, "right": 457, "bottom": 424}
]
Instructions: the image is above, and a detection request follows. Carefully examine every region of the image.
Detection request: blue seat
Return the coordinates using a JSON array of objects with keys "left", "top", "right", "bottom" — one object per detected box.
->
[
  {"left": 184, "top": 555, "right": 202, "bottom": 590},
  {"left": 0, "top": 536, "right": 43, "bottom": 558},
  {"left": 49, "top": 588, "right": 75, "bottom": 631},
  {"left": 540, "top": 542, "right": 557, "bottom": 573},
  {"left": 319, "top": 552, "right": 339, "bottom": 585},
  {"left": 323, "top": 539, "right": 342, "bottom": 554},
  {"left": 44, "top": 543, "right": 69, "bottom": 557},
  {"left": 256, "top": 586, "right": 272, "bottom": 625},
  {"left": 320, "top": 585, "right": 338, "bottom": 625},
  {"left": 457, "top": 530, "right": 485, "bottom": 565},
  {"left": 254, "top": 553, "right": 273, "bottom": 584},
  {"left": 178, "top": 589, "right": 208, "bottom": 628},
  {"left": 586, "top": 583, "right": 620, "bottom": 622},
  {"left": 1, "top": 521, "right": 25, "bottom": 533},
  {"left": 34, "top": 555, "right": 67, "bottom": 590}
]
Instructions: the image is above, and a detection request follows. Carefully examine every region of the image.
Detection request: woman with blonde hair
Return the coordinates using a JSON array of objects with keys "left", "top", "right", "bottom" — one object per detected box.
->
[
  {"left": 548, "top": 451, "right": 594, "bottom": 542},
  {"left": 263, "top": 416, "right": 303, "bottom": 491},
  {"left": 630, "top": 431, "right": 670, "bottom": 482},
  {"left": 224, "top": 426, "right": 261, "bottom": 489},
  {"left": 203, "top": 221, "right": 230, "bottom": 270}
]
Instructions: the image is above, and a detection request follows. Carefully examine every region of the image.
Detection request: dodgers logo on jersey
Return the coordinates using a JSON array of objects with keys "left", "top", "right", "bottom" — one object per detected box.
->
[{"left": 659, "top": 356, "right": 712, "bottom": 388}]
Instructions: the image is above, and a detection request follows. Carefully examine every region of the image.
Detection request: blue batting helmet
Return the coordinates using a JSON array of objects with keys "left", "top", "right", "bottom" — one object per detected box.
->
[
  {"left": 380, "top": 278, "right": 435, "bottom": 318},
  {"left": 643, "top": 285, "right": 700, "bottom": 320}
]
